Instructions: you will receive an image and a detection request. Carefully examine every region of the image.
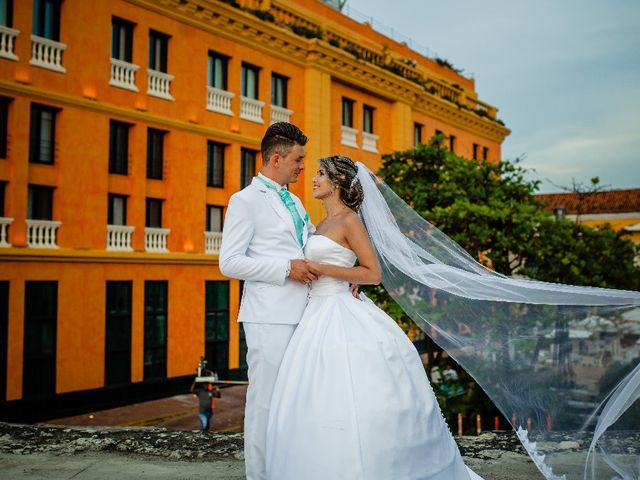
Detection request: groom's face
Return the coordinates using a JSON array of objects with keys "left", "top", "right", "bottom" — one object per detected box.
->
[{"left": 279, "top": 143, "right": 306, "bottom": 184}]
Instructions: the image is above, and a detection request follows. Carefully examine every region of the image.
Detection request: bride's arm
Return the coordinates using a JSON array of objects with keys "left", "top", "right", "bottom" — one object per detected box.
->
[{"left": 307, "top": 214, "right": 381, "bottom": 285}]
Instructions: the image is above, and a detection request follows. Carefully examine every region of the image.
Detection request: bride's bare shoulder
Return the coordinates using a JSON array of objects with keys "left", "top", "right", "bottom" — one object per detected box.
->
[{"left": 341, "top": 210, "right": 365, "bottom": 231}]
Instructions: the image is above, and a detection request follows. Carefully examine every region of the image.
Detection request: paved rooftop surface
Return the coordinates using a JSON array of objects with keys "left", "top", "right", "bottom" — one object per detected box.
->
[{"left": 11, "top": 385, "right": 618, "bottom": 479}]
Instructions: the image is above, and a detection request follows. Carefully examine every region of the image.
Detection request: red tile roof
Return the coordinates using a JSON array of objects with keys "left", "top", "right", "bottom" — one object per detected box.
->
[{"left": 535, "top": 189, "right": 640, "bottom": 214}]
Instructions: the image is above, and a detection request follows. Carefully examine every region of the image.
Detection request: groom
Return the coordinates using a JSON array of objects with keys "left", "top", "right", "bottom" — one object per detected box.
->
[{"left": 219, "top": 122, "right": 316, "bottom": 480}]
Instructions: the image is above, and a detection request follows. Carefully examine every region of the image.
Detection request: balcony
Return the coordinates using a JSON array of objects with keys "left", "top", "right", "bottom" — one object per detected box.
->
[
  {"left": 0, "top": 25, "right": 19, "bottom": 61},
  {"left": 362, "top": 132, "right": 379, "bottom": 153},
  {"left": 340, "top": 125, "right": 358, "bottom": 149},
  {"left": 206, "top": 86, "right": 234, "bottom": 116},
  {"left": 145, "top": 227, "right": 170, "bottom": 252},
  {"left": 110, "top": 58, "right": 140, "bottom": 92},
  {"left": 106, "top": 225, "right": 135, "bottom": 252},
  {"left": 270, "top": 105, "right": 293, "bottom": 124},
  {"left": 147, "top": 69, "right": 174, "bottom": 101},
  {"left": 30, "top": 35, "right": 66, "bottom": 73},
  {"left": 205, "top": 231, "right": 223, "bottom": 254},
  {"left": 240, "top": 97, "right": 265, "bottom": 124},
  {"left": 26, "top": 219, "right": 61, "bottom": 248},
  {"left": 0, "top": 217, "right": 13, "bottom": 247}
]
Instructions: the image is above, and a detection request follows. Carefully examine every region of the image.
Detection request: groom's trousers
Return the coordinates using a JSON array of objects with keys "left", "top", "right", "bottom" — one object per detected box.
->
[{"left": 243, "top": 322, "right": 296, "bottom": 480}]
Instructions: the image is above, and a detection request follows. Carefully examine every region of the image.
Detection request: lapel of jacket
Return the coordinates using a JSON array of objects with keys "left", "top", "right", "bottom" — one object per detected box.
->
[{"left": 251, "top": 177, "right": 300, "bottom": 247}]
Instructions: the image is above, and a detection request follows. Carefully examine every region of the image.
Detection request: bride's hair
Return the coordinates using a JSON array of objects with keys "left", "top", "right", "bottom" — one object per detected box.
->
[{"left": 318, "top": 155, "right": 364, "bottom": 212}]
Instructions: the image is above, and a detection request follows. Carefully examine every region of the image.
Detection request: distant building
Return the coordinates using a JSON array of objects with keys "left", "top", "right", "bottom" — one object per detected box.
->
[
  {"left": 536, "top": 189, "right": 640, "bottom": 244},
  {"left": 0, "top": 0, "right": 509, "bottom": 419}
]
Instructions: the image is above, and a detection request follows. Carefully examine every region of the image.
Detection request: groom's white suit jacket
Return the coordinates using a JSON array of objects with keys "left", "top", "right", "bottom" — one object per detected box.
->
[{"left": 219, "top": 177, "right": 314, "bottom": 325}]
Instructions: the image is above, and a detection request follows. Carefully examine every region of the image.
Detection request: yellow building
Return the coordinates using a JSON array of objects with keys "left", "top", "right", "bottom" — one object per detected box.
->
[
  {"left": 536, "top": 189, "right": 640, "bottom": 244},
  {"left": 0, "top": 0, "right": 509, "bottom": 420}
]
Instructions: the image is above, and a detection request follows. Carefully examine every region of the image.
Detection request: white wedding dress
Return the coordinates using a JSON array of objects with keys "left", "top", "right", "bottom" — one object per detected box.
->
[{"left": 266, "top": 235, "right": 483, "bottom": 480}]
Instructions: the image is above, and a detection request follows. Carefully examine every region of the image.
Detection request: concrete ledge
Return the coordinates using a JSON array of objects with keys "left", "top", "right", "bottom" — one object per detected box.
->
[{"left": 0, "top": 422, "right": 542, "bottom": 479}]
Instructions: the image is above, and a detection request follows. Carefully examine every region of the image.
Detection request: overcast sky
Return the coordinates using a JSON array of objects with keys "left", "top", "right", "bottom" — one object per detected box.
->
[{"left": 343, "top": 0, "right": 640, "bottom": 193}]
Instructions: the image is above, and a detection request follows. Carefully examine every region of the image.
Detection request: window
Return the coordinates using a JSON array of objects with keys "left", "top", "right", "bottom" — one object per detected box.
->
[
  {"left": 0, "top": 182, "right": 5, "bottom": 217},
  {"left": 271, "top": 73, "right": 288, "bottom": 108},
  {"left": 146, "top": 128, "right": 165, "bottom": 180},
  {"left": 0, "top": 97, "right": 9, "bottom": 159},
  {"left": 207, "top": 52, "right": 228, "bottom": 90},
  {"left": 363, "top": 105, "right": 374, "bottom": 134},
  {"left": 341, "top": 98, "right": 354, "bottom": 128},
  {"left": 144, "top": 281, "right": 167, "bottom": 380},
  {"left": 0, "top": 0, "right": 13, "bottom": 27},
  {"left": 472, "top": 143, "right": 479, "bottom": 160},
  {"left": 145, "top": 198, "right": 162, "bottom": 228},
  {"left": 27, "top": 185, "right": 53, "bottom": 220},
  {"left": 241, "top": 63, "right": 259, "bottom": 99},
  {"left": 149, "top": 30, "right": 169, "bottom": 73},
  {"left": 109, "top": 120, "right": 130, "bottom": 175},
  {"left": 105, "top": 281, "right": 132, "bottom": 386},
  {"left": 435, "top": 129, "right": 443, "bottom": 136},
  {"left": 23, "top": 281, "right": 57, "bottom": 399},
  {"left": 205, "top": 281, "right": 230, "bottom": 380},
  {"left": 449, "top": 135, "right": 456, "bottom": 153},
  {"left": 206, "top": 141, "right": 225, "bottom": 187},
  {"left": 29, "top": 104, "right": 58, "bottom": 165},
  {"left": 108, "top": 194, "right": 127, "bottom": 225},
  {"left": 482, "top": 147, "right": 489, "bottom": 161},
  {"left": 111, "top": 17, "right": 134, "bottom": 63},
  {"left": 32, "top": 0, "right": 61, "bottom": 40},
  {"left": 413, "top": 123, "right": 423, "bottom": 147},
  {"left": 206, "top": 205, "right": 223, "bottom": 232},
  {"left": 240, "top": 148, "right": 256, "bottom": 189}
]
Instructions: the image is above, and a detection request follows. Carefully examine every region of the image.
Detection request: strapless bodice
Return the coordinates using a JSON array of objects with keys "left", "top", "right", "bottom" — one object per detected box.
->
[{"left": 304, "top": 235, "right": 357, "bottom": 296}]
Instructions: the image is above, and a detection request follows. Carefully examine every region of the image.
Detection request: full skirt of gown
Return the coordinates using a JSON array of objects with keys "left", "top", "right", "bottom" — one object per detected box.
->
[{"left": 265, "top": 265, "right": 483, "bottom": 480}]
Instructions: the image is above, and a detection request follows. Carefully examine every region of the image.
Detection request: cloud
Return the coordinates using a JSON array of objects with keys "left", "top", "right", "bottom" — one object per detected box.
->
[{"left": 344, "top": 0, "right": 640, "bottom": 193}]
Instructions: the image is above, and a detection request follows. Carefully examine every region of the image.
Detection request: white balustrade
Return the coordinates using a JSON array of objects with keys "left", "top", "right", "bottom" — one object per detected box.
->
[
  {"left": 270, "top": 105, "right": 293, "bottom": 124},
  {"left": 26, "top": 219, "right": 61, "bottom": 248},
  {"left": 107, "top": 225, "right": 135, "bottom": 252},
  {"left": 362, "top": 132, "right": 379, "bottom": 153},
  {"left": 0, "top": 25, "right": 19, "bottom": 61},
  {"left": 205, "top": 231, "right": 223, "bottom": 254},
  {"left": 30, "top": 34, "right": 66, "bottom": 73},
  {"left": 110, "top": 58, "right": 140, "bottom": 92},
  {"left": 147, "top": 69, "right": 174, "bottom": 101},
  {"left": 240, "top": 96, "right": 265, "bottom": 124},
  {"left": 145, "top": 227, "right": 170, "bottom": 252},
  {"left": 340, "top": 125, "right": 358, "bottom": 148},
  {"left": 0, "top": 217, "right": 13, "bottom": 247},
  {"left": 206, "top": 86, "right": 234, "bottom": 116}
]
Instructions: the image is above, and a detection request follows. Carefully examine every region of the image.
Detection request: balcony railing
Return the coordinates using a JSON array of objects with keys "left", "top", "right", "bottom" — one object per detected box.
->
[
  {"left": 110, "top": 58, "right": 140, "bottom": 92},
  {"left": 107, "top": 225, "right": 135, "bottom": 252},
  {"left": 26, "top": 219, "right": 61, "bottom": 248},
  {"left": 147, "top": 69, "right": 174, "bottom": 101},
  {"left": 362, "top": 132, "right": 379, "bottom": 153},
  {"left": 0, "top": 25, "right": 19, "bottom": 61},
  {"left": 30, "top": 34, "right": 66, "bottom": 73},
  {"left": 0, "top": 217, "right": 13, "bottom": 247},
  {"left": 206, "top": 86, "right": 234, "bottom": 115},
  {"left": 340, "top": 125, "right": 358, "bottom": 149},
  {"left": 205, "top": 231, "right": 223, "bottom": 254},
  {"left": 145, "top": 227, "right": 170, "bottom": 252},
  {"left": 240, "top": 97, "right": 265, "bottom": 123},
  {"left": 270, "top": 105, "right": 293, "bottom": 124}
]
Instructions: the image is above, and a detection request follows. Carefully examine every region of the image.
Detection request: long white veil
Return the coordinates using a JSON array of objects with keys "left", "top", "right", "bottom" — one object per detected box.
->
[{"left": 356, "top": 162, "right": 640, "bottom": 480}]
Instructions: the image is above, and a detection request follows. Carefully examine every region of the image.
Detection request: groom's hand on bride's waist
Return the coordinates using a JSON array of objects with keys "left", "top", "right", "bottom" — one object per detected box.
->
[{"left": 288, "top": 259, "right": 318, "bottom": 284}]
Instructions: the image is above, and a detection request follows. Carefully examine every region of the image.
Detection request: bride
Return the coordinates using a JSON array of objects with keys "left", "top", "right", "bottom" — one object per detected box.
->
[{"left": 265, "top": 155, "right": 483, "bottom": 480}]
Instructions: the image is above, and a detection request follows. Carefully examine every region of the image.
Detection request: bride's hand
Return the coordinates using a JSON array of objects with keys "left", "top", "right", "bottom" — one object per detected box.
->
[{"left": 304, "top": 259, "right": 324, "bottom": 277}]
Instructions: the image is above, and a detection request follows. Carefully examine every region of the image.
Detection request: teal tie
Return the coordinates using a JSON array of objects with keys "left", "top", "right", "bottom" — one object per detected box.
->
[{"left": 257, "top": 176, "right": 307, "bottom": 247}]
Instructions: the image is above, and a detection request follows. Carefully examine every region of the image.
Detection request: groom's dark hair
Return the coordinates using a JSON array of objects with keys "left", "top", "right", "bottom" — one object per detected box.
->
[{"left": 261, "top": 122, "right": 308, "bottom": 164}]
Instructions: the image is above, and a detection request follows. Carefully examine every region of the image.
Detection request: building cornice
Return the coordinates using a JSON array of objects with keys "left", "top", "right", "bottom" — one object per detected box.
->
[
  {"left": 0, "top": 247, "right": 219, "bottom": 265},
  {"left": 0, "top": 80, "right": 261, "bottom": 146}
]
